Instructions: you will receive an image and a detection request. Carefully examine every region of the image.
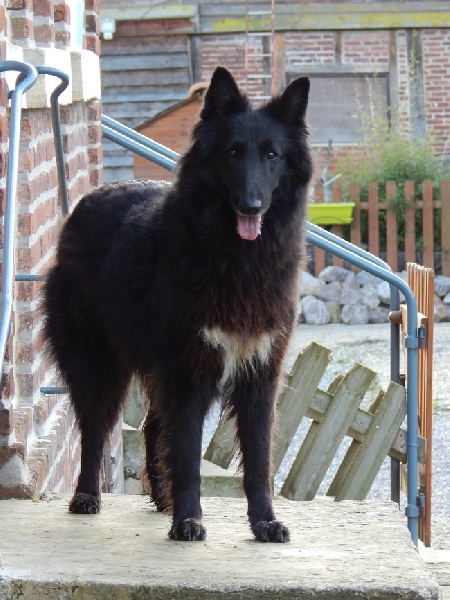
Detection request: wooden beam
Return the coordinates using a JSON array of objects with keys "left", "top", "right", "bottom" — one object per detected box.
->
[{"left": 201, "top": 3, "right": 450, "bottom": 34}]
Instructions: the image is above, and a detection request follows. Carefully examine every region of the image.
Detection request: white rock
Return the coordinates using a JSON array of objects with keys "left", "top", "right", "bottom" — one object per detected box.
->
[
  {"left": 318, "top": 265, "right": 349, "bottom": 283},
  {"left": 368, "top": 307, "right": 390, "bottom": 323},
  {"left": 299, "top": 271, "right": 325, "bottom": 296},
  {"left": 355, "top": 271, "right": 383, "bottom": 287},
  {"left": 341, "top": 271, "right": 362, "bottom": 305},
  {"left": 341, "top": 304, "right": 369, "bottom": 324},
  {"left": 317, "top": 281, "right": 342, "bottom": 303},
  {"left": 361, "top": 284, "right": 380, "bottom": 310},
  {"left": 434, "top": 295, "right": 449, "bottom": 322},
  {"left": 300, "top": 295, "right": 331, "bottom": 325},
  {"left": 434, "top": 276, "right": 450, "bottom": 298},
  {"left": 325, "top": 300, "right": 341, "bottom": 323}
]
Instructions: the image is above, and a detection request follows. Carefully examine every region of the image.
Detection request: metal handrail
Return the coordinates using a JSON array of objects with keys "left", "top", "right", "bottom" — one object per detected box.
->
[
  {"left": 307, "top": 230, "right": 419, "bottom": 545},
  {"left": 0, "top": 61, "right": 38, "bottom": 390},
  {"left": 306, "top": 222, "right": 402, "bottom": 504},
  {"left": 35, "top": 66, "right": 70, "bottom": 216},
  {"left": 102, "top": 114, "right": 179, "bottom": 163}
]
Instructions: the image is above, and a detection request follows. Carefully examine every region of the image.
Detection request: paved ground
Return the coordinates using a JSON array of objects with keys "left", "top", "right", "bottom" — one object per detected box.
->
[{"left": 0, "top": 494, "right": 441, "bottom": 599}]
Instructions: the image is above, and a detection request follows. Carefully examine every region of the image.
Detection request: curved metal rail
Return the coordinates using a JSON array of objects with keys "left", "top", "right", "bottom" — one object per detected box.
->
[{"left": 0, "top": 61, "right": 38, "bottom": 390}]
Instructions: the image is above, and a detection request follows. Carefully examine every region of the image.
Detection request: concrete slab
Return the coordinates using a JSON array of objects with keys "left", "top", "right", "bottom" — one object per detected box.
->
[{"left": 0, "top": 494, "right": 440, "bottom": 599}]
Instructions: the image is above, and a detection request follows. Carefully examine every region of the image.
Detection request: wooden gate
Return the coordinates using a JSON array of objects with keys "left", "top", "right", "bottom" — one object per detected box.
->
[{"left": 204, "top": 342, "right": 425, "bottom": 502}]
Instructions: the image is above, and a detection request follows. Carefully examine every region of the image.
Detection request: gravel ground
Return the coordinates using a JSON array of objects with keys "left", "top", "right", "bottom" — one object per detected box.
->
[{"left": 203, "top": 321, "right": 450, "bottom": 551}]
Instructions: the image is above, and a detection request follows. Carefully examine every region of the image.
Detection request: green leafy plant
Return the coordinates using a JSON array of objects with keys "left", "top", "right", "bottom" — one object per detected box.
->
[{"left": 335, "top": 116, "right": 450, "bottom": 251}]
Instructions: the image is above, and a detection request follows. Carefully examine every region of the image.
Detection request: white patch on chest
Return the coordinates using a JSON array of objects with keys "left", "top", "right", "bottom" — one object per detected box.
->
[{"left": 201, "top": 326, "right": 274, "bottom": 387}]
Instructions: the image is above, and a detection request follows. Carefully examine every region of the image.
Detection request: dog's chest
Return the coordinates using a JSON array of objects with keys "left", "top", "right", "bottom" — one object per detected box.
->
[{"left": 201, "top": 326, "right": 273, "bottom": 386}]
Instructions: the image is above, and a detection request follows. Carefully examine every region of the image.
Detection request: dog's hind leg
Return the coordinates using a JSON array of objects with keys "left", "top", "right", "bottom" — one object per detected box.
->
[
  {"left": 142, "top": 407, "right": 168, "bottom": 512},
  {"left": 232, "top": 367, "right": 290, "bottom": 543},
  {"left": 66, "top": 344, "right": 132, "bottom": 515}
]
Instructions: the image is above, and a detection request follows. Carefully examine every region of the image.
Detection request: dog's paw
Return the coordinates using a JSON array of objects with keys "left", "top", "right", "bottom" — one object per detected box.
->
[
  {"left": 69, "top": 492, "right": 101, "bottom": 515},
  {"left": 252, "top": 520, "right": 290, "bottom": 543},
  {"left": 168, "top": 518, "right": 206, "bottom": 541}
]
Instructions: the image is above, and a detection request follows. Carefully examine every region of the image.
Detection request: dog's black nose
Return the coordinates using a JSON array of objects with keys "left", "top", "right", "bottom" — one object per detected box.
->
[{"left": 240, "top": 198, "right": 262, "bottom": 215}]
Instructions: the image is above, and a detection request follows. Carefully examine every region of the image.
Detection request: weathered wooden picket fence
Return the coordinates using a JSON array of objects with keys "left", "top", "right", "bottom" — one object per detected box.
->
[
  {"left": 204, "top": 342, "right": 425, "bottom": 503},
  {"left": 311, "top": 179, "right": 450, "bottom": 277}
]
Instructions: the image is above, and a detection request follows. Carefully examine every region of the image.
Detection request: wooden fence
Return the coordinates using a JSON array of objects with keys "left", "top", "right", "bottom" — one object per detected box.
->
[
  {"left": 311, "top": 180, "right": 450, "bottom": 276},
  {"left": 204, "top": 342, "right": 422, "bottom": 502}
]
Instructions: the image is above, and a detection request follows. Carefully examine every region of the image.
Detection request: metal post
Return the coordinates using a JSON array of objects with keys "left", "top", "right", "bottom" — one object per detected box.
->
[{"left": 0, "top": 61, "right": 38, "bottom": 387}]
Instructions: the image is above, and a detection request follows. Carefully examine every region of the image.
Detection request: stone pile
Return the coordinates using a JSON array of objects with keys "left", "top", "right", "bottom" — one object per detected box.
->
[{"left": 299, "top": 266, "right": 450, "bottom": 325}]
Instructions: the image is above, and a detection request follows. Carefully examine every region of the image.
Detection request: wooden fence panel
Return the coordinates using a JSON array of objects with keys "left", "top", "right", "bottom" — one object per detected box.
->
[
  {"left": 309, "top": 179, "right": 450, "bottom": 276},
  {"left": 386, "top": 181, "right": 398, "bottom": 272},
  {"left": 313, "top": 183, "right": 326, "bottom": 273},
  {"left": 422, "top": 180, "right": 434, "bottom": 269},
  {"left": 404, "top": 180, "right": 416, "bottom": 266},
  {"left": 331, "top": 179, "right": 344, "bottom": 268},
  {"left": 368, "top": 182, "right": 379, "bottom": 257}
]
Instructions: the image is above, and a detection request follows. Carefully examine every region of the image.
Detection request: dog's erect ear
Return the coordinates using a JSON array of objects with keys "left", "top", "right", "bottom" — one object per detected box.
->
[
  {"left": 201, "top": 67, "right": 249, "bottom": 120},
  {"left": 266, "top": 77, "right": 310, "bottom": 126}
]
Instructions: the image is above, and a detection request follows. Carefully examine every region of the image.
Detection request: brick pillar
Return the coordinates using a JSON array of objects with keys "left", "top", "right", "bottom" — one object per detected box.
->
[
  {"left": 84, "top": 0, "right": 99, "bottom": 55},
  {"left": 87, "top": 99, "right": 103, "bottom": 188},
  {"left": 6, "top": 0, "right": 34, "bottom": 47},
  {"left": 54, "top": 1, "right": 69, "bottom": 49},
  {"left": 33, "top": 0, "right": 54, "bottom": 47}
]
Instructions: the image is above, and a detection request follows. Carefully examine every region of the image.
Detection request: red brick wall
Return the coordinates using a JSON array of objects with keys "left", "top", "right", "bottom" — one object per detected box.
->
[
  {"left": 422, "top": 29, "right": 450, "bottom": 157},
  {"left": 200, "top": 28, "right": 449, "bottom": 173},
  {"left": 0, "top": 0, "right": 109, "bottom": 499}
]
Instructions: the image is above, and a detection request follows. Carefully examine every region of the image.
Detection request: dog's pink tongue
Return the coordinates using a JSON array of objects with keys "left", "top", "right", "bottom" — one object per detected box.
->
[{"left": 237, "top": 214, "right": 262, "bottom": 241}]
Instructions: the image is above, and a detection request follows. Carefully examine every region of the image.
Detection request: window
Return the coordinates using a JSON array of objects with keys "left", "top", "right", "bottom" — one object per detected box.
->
[{"left": 287, "top": 73, "right": 389, "bottom": 145}]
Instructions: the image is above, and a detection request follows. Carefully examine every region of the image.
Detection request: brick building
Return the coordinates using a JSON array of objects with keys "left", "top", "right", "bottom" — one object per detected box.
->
[
  {"left": 0, "top": 0, "right": 125, "bottom": 499},
  {"left": 99, "top": 1, "right": 450, "bottom": 182}
]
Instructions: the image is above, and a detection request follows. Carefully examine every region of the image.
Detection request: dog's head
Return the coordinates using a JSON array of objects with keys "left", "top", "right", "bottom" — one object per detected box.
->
[{"left": 184, "top": 67, "right": 312, "bottom": 241}]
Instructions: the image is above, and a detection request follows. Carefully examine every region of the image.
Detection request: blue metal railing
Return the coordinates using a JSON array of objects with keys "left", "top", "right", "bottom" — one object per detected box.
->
[{"left": 0, "top": 61, "right": 38, "bottom": 385}]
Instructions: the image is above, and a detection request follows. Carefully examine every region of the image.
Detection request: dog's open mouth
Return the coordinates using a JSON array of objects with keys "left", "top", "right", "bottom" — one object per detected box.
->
[{"left": 237, "top": 214, "right": 262, "bottom": 241}]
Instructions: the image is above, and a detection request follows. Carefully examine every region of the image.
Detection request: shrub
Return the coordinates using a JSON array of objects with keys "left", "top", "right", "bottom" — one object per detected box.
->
[{"left": 335, "top": 118, "right": 450, "bottom": 251}]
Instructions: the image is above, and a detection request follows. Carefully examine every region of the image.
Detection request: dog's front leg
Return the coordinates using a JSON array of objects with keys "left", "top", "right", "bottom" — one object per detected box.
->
[
  {"left": 165, "top": 379, "right": 208, "bottom": 541},
  {"left": 233, "top": 370, "right": 290, "bottom": 543}
]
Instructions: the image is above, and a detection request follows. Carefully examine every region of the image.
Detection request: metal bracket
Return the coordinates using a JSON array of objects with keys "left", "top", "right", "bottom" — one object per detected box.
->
[
  {"left": 404, "top": 333, "right": 419, "bottom": 349},
  {"left": 405, "top": 502, "right": 420, "bottom": 518},
  {"left": 417, "top": 324, "right": 427, "bottom": 349},
  {"left": 417, "top": 494, "right": 426, "bottom": 518}
]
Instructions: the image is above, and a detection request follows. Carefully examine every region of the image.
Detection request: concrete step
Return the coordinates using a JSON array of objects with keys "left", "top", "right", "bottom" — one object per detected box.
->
[{"left": 0, "top": 494, "right": 440, "bottom": 599}]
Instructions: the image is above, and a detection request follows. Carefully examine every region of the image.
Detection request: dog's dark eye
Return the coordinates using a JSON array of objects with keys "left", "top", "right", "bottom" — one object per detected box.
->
[
  {"left": 227, "top": 148, "right": 237, "bottom": 158},
  {"left": 266, "top": 150, "right": 278, "bottom": 160}
]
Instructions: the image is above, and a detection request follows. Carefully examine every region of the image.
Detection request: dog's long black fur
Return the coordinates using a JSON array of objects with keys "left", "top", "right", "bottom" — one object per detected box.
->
[{"left": 42, "top": 67, "right": 312, "bottom": 542}]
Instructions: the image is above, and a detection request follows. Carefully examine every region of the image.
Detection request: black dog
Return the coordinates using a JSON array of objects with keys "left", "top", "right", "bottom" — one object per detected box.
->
[{"left": 43, "top": 67, "right": 312, "bottom": 542}]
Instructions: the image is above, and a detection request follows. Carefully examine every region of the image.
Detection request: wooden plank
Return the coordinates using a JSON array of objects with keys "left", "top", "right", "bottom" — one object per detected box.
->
[
  {"left": 272, "top": 343, "right": 332, "bottom": 472},
  {"left": 331, "top": 179, "right": 344, "bottom": 267},
  {"left": 198, "top": 3, "right": 450, "bottom": 33},
  {"left": 386, "top": 181, "right": 398, "bottom": 272},
  {"left": 441, "top": 180, "right": 450, "bottom": 276},
  {"left": 326, "top": 390, "right": 384, "bottom": 497},
  {"left": 205, "top": 342, "right": 332, "bottom": 471},
  {"left": 307, "top": 387, "right": 426, "bottom": 464},
  {"left": 312, "top": 183, "right": 325, "bottom": 276},
  {"left": 203, "top": 409, "right": 236, "bottom": 469},
  {"left": 281, "top": 363, "right": 375, "bottom": 501},
  {"left": 368, "top": 181, "right": 379, "bottom": 257},
  {"left": 101, "top": 54, "right": 189, "bottom": 71},
  {"left": 349, "top": 182, "right": 361, "bottom": 272},
  {"left": 422, "top": 180, "right": 434, "bottom": 269},
  {"left": 404, "top": 181, "right": 416, "bottom": 265},
  {"left": 334, "top": 381, "right": 406, "bottom": 500}
]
